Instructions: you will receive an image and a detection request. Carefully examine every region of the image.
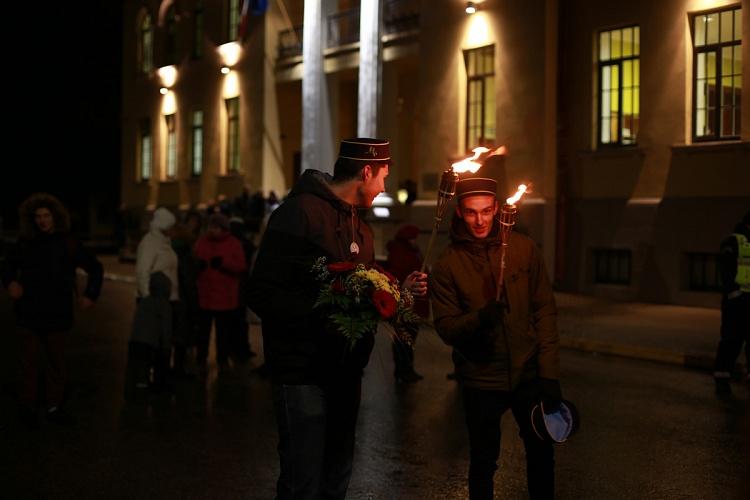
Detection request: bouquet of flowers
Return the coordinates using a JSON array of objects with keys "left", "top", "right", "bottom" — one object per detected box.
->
[{"left": 312, "top": 257, "right": 421, "bottom": 348}]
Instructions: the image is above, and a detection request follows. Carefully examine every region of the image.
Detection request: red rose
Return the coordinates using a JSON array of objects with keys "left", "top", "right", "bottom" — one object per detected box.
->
[
  {"left": 372, "top": 289, "right": 397, "bottom": 319},
  {"left": 328, "top": 261, "right": 357, "bottom": 273}
]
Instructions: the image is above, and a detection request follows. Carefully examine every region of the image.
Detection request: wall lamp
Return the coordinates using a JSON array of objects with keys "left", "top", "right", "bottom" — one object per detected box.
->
[
  {"left": 465, "top": 2, "right": 477, "bottom": 14},
  {"left": 157, "top": 65, "right": 177, "bottom": 94},
  {"left": 218, "top": 41, "right": 241, "bottom": 73}
]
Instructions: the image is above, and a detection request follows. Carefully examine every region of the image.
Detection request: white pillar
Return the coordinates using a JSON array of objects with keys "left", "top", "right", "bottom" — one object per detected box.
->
[
  {"left": 357, "top": 0, "right": 383, "bottom": 138},
  {"left": 302, "top": 0, "right": 335, "bottom": 174},
  {"left": 543, "top": 0, "right": 558, "bottom": 277}
]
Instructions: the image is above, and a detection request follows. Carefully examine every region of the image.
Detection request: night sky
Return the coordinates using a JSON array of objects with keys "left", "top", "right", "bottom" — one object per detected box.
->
[{"left": 2, "top": 2, "right": 123, "bottom": 236}]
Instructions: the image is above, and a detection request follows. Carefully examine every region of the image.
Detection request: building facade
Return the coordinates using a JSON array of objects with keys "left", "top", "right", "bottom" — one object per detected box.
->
[{"left": 121, "top": 0, "right": 749, "bottom": 307}]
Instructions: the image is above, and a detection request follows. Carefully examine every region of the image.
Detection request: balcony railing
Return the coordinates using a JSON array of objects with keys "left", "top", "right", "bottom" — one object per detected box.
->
[
  {"left": 278, "top": 25, "right": 303, "bottom": 59},
  {"left": 277, "top": 0, "right": 420, "bottom": 60},
  {"left": 384, "top": 0, "right": 420, "bottom": 35},
  {"left": 327, "top": 8, "right": 360, "bottom": 48}
]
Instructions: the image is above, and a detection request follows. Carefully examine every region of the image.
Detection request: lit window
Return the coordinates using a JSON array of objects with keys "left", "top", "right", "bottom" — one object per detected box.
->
[
  {"left": 140, "top": 13, "right": 154, "bottom": 73},
  {"left": 464, "top": 45, "right": 495, "bottom": 149},
  {"left": 165, "top": 114, "right": 177, "bottom": 179},
  {"left": 191, "top": 110, "right": 204, "bottom": 176},
  {"left": 228, "top": 0, "right": 241, "bottom": 41},
  {"left": 226, "top": 98, "right": 240, "bottom": 173},
  {"left": 692, "top": 7, "right": 742, "bottom": 140},
  {"left": 139, "top": 118, "right": 152, "bottom": 181},
  {"left": 598, "top": 26, "right": 640, "bottom": 146}
]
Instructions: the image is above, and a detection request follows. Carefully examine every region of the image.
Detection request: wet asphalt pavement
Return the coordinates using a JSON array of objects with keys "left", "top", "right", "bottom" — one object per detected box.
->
[{"left": 1, "top": 279, "right": 748, "bottom": 499}]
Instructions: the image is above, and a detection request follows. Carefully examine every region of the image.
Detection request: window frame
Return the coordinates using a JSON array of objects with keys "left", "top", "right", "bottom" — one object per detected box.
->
[
  {"left": 227, "top": 0, "right": 241, "bottom": 42},
  {"left": 592, "top": 248, "right": 632, "bottom": 285},
  {"left": 597, "top": 25, "right": 640, "bottom": 147},
  {"left": 192, "top": 0, "right": 204, "bottom": 59},
  {"left": 140, "top": 13, "right": 154, "bottom": 74},
  {"left": 463, "top": 44, "right": 496, "bottom": 150},
  {"left": 691, "top": 6, "right": 742, "bottom": 142},
  {"left": 191, "top": 110, "right": 204, "bottom": 177},
  {"left": 165, "top": 113, "right": 178, "bottom": 180},
  {"left": 165, "top": 5, "right": 178, "bottom": 65},
  {"left": 686, "top": 252, "right": 723, "bottom": 292},
  {"left": 225, "top": 98, "right": 240, "bottom": 174},
  {"left": 139, "top": 118, "right": 152, "bottom": 182}
]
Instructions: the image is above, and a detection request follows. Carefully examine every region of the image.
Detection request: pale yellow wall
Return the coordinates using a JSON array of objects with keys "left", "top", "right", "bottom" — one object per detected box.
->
[
  {"left": 414, "top": 0, "right": 551, "bottom": 201},
  {"left": 122, "top": 0, "right": 269, "bottom": 215}
]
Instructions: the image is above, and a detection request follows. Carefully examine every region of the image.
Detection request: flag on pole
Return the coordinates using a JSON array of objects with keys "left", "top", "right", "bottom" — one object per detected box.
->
[{"left": 250, "top": 0, "right": 268, "bottom": 15}]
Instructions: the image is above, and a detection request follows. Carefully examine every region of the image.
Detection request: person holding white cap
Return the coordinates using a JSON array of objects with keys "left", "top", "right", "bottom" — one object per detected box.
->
[{"left": 430, "top": 176, "right": 562, "bottom": 500}]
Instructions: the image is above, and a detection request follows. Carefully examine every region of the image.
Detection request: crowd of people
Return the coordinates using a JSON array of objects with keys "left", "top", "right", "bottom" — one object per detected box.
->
[{"left": 2, "top": 137, "right": 745, "bottom": 499}]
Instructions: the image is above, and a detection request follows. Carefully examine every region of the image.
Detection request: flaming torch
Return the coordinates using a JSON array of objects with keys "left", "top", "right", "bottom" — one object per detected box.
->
[
  {"left": 496, "top": 184, "right": 529, "bottom": 300},
  {"left": 420, "top": 146, "right": 506, "bottom": 272}
]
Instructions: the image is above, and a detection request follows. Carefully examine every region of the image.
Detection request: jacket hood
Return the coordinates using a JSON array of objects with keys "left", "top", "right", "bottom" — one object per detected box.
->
[
  {"left": 149, "top": 271, "right": 172, "bottom": 298},
  {"left": 449, "top": 211, "right": 501, "bottom": 248},
  {"left": 288, "top": 169, "right": 352, "bottom": 213},
  {"left": 150, "top": 207, "right": 176, "bottom": 232},
  {"left": 18, "top": 192, "right": 71, "bottom": 239}
]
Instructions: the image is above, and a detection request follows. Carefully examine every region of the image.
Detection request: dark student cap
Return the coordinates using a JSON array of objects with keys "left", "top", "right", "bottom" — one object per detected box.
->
[
  {"left": 338, "top": 138, "right": 391, "bottom": 163},
  {"left": 455, "top": 177, "right": 497, "bottom": 200}
]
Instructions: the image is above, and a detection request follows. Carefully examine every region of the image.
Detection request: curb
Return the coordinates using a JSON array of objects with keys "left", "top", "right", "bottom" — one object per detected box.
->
[
  {"left": 559, "top": 336, "right": 733, "bottom": 373},
  {"left": 103, "top": 272, "right": 136, "bottom": 284}
]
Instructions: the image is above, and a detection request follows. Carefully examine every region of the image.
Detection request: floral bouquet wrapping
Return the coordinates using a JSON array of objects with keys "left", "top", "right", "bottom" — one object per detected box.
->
[{"left": 312, "top": 257, "right": 421, "bottom": 349}]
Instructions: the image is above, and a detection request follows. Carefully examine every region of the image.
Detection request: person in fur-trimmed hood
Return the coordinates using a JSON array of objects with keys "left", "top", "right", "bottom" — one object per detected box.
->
[
  {"left": 2, "top": 192, "right": 103, "bottom": 427},
  {"left": 430, "top": 177, "right": 560, "bottom": 500}
]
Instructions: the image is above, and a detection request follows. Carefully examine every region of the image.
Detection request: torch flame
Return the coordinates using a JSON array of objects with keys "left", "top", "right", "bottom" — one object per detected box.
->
[
  {"left": 506, "top": 184, "right": 528, "bottom": 205},
  {"left": 451, "top": 147, "right": 488, "bottom": 173},
  {"left": 451, "top": 145, "right": 507, "bottom": 174}
]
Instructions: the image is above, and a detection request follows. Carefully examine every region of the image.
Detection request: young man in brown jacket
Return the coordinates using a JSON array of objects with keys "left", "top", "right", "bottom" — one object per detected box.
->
[{"left": 430, "top": 177, "right": 561, "bottom": 500}]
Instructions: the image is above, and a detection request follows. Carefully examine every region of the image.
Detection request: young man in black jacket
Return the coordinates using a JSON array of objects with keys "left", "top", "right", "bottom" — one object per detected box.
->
[
  {"left": 2, "top": 193, "right": 103, "bottom": 427},
  {"left": 249, "top": 138, "right": 424, "bottom": 499}
]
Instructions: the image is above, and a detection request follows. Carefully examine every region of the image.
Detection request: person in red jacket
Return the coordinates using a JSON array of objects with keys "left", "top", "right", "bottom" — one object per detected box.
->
[{"left": 194, "top": 213, "right": 247, "bottom": 375}]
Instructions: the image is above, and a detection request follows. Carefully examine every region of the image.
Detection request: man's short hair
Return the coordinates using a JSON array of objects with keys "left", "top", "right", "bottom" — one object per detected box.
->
[
  {"left": 333, "top": 138, "right": 391, "bottom": 182},
  {"left": 333, "top": 157, "right": 387, "bottom": 182}
]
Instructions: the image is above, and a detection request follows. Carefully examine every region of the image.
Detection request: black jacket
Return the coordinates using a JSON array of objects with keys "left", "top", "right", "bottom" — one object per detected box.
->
[
  {"left": 2, "top": 232, "right": 103, "bottom": 332},
  {"left": 248, "top": 169, "right": 375, "bottom": 384}
]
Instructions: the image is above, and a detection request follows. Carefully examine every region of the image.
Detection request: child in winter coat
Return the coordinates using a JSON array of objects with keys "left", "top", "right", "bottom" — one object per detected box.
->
[{"left": 125, "top": 271, "right": 173, "bottom": 397}]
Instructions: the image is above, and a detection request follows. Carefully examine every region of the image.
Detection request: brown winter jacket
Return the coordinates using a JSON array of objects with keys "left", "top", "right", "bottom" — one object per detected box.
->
[{"left": 430, "top": 213, "right": 559, "bottom": 390}]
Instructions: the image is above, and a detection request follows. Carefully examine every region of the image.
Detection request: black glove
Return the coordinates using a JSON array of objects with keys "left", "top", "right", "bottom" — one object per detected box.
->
[
  {"left": 539, "top": 378, "right": 562, "bottom": 414},
  {"left": 210, "top": 256, "right": 223, "bottom": 269},
  {"left": 197, "top": 259, "right": 208, "bottom": 271},
  {"left": 478, "top": 300, "right": 506, "bottom": 327}
]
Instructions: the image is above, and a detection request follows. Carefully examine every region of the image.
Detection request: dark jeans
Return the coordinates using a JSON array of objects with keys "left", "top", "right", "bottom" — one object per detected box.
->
[
  {"left": 272, "top": 380, "right": 361, "bottom": 500},
  {"left": 714, "top": 293, "right": 750, "bottom": 374},
  {"left": 124, "top": 341, "right": 170, "bottom": 392},
  {"left": 196, "top": 309, "right": 234, "bottom": 366},
  {"left": 18, "top": 327, "right": 67, "bottom": 409},
  {"left": 462, "top": 382, "right": 555, "bottom": 500},
  {"left": 229, "top": 307, "right": 252, "bottom": 364}
]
